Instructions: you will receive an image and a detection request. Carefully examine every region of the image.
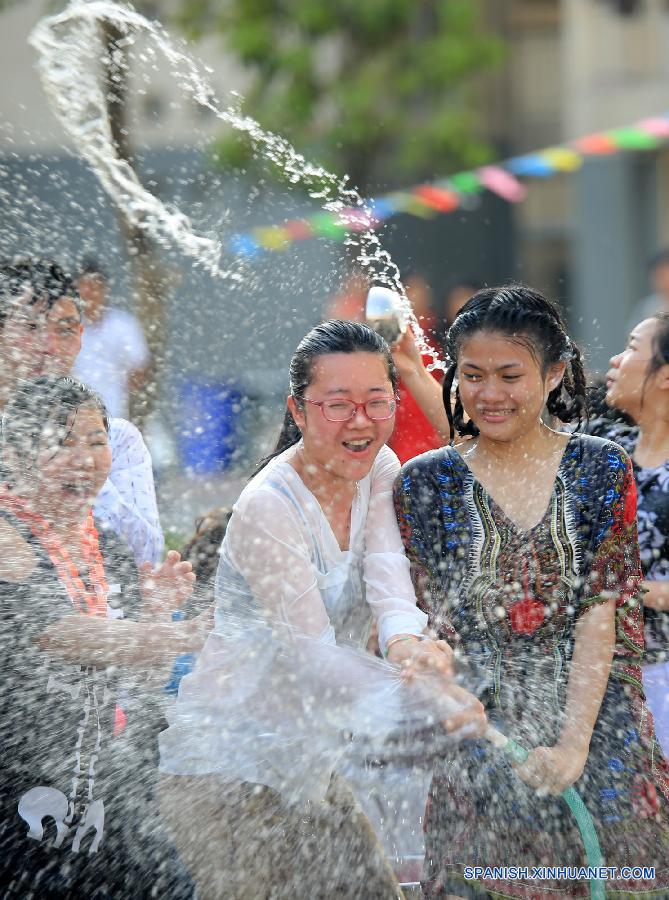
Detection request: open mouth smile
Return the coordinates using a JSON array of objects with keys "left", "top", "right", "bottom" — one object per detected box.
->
[{"left": 342, "top": 439, "right": 373, "bottom": 454}]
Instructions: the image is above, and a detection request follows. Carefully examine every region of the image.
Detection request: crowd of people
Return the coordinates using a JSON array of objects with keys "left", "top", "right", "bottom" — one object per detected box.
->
[{"left": 1, "top": 255, "right": 669, "bottom": 899}]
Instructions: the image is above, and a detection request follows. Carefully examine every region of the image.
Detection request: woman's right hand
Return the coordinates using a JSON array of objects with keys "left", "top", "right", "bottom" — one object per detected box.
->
[
  {"left": 414, "top": 674, "right": 487, "bottom": 736},
  {"left": 386, "top": 636, "right": 454, "bottom": 675}
]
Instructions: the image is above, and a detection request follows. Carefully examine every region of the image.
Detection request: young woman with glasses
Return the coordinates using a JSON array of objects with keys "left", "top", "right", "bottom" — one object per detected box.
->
[{"left": 159, "top": 319, "right": 485, "bottom": 899}]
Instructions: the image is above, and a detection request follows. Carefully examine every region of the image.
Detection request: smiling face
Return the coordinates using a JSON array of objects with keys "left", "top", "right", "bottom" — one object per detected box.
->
[
  {"left": 0, "top": 293, "right": 83, "bottom": 393},
  {"left": 457, "top": 331, "right": 565, "bottom": 443},
  {"left": 33, "top": 404, "right": 112, "bottom": 525},
  {"left": 606, "top": 318, "right": 665, "bottom": 419},
  {"left": 287, "top": 351, "right": 395, "bottom": 484}
]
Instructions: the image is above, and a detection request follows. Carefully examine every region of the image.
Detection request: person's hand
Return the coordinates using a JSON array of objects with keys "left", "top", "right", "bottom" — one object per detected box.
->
[
  {"left": 411, "top": 672, "right": 488, "bottom": 736},
  {"left": 391, "top": 328, "right": 425, "bottom": 381},
  {"left": 139, "top": 550, "right": 196, "bottom": 620},
  {"left": 388, "top": 638, "right": 487, "bottom": 737},
  {"left": 386, "top": 636, "right": 454, "bottom": 677},
  {"left": 513, "top": 742, "right": 589, "bottom": 796}
]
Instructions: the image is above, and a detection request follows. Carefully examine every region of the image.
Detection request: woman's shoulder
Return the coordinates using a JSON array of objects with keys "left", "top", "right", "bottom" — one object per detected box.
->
[
  {"left": 568, "top": 429, "right": 631, "bottom": 459},
  {"left": 233, "top": 459, "right": 308, "bottom": 527},
  {"left": 399, "top": 444, "right": 461, "bottom": 479},
  {"left": 367, "top": 443, "right": 400, "bottom": 481},
  {"left": 565, "top": 431, "right": 633, "bottom": 484},
  {"left": 395, "top": 447, "right": 464, "bottom": 507}
]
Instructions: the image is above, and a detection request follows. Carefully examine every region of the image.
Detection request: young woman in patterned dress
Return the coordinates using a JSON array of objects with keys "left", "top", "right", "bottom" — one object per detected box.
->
[{"left": 394, "top": 285, "right": 669, "bottom": 898}]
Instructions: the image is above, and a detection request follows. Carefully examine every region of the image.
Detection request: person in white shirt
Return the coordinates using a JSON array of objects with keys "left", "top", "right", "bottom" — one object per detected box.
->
[
  {"left": 159, "top": 320, "right": 485, "bottom": 899},
  {"left": 73, "top": 260, "right": 150, "bottom": 419},
  {"left": 0, "top": 258, "right": 163, "bottom": 565}
]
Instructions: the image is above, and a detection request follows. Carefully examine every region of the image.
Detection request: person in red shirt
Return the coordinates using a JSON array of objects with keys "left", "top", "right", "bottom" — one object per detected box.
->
[{"left": 388, "top": 273, "right": 446, "bottom": 464}]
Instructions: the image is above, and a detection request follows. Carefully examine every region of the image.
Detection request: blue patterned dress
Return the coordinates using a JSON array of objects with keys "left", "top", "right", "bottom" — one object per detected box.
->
[{"left": 394, "top": 433, "right": 669, "bottom": 898}]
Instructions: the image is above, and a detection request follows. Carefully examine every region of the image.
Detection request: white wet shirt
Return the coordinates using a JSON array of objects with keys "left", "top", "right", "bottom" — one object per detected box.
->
[
  {"left": 159, "top": 442, "right": 427, "bottom": 799},
  {"left": 221, "top": 441, "right": 426, "bottom": 650}
]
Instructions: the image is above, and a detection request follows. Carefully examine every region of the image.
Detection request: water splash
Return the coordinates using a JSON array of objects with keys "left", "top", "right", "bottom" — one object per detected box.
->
[{"left": 28, "top": 0, "right": 444, "bottom": 367}]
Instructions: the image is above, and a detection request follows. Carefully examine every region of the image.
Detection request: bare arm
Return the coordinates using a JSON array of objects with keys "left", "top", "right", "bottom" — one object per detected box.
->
[
  {"left": 39, "top": 607, "right": 212, "bottom": 669},
  {"left": 642, "top": 580, "right": 669, "bottom": 610},
  {"left": 558, "top": 598, "right": 615, "bottom": 750},
  {"left": 514, "top": 599, "right": 615, "bottom": 795},
  {"left": 391, "top": 330, "right": 450, "bottom": 442}
]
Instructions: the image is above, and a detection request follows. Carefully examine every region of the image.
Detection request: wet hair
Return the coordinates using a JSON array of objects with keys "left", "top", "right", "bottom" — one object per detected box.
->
[
  {"left": 78, "top": 257, "right": 108, "bottom": 282},
  {"left": 640, "top": 312, "right": 669, "bottom": 403},
  {"left": 179, "top": 506, "right": 233, "bottom": 616},
  {"left": 254, "top": 319, "right": 397, "bottom": 474},
  {"left": 181, "top": 507, "right": 232, "bottom": 583},
  {"left": 586, "top": 378, "right": 635, "bottom": 433},
  {"left": 1, "top": 376, "right": 109, "bottom": 483},
  {"left": 0, "top": 257, "right": 83, "bottom": 331},
  {"left": 442, "top": 284, "right": 587, "bottom": 439}
]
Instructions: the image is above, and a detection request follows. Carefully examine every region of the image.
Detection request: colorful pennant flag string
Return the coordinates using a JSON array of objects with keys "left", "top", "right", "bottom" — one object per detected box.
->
[{"left": 227, "top": 111, "right": 669, "bottom": 257}]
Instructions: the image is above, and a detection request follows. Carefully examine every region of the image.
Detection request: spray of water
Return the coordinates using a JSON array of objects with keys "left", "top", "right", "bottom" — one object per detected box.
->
[{"left": 28, "top": 0, "right": 444, "bottom": 368}]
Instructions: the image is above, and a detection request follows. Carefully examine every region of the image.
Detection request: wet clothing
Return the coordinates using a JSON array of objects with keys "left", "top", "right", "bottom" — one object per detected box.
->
[
  {"left": 389, "top": 360, "right": 443, "bottom": 465},
  {"left": 160, "top": 443, "right": 426, "bottom": 798},
  {"left": 394, "top": 434, "right": 669, "bottom": 897},
  {"left": 0, "top": 509, "right": 191, "bottom": 898},
  {"left": 587, "top": 421, "right": 669, "bottom": 662},
  {"left": 95, "top": 417, "right": 164, "bottom": 566},
  {"left": 159, "top": 773, "right": 402, "bottom": 900},
  {"left": 159, "top": 443, "right": 428, "bottom": 898}
]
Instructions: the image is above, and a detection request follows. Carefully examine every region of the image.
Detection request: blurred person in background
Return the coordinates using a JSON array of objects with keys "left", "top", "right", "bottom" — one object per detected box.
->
[
  {"left": 388, "top": 271, "right": 447, "bottom": 464},
  {"left": 628, "top": 249, "right": 669, "bottom": 334},
  {"left": 0, "top": 258, "right": 163, "bottom": 565},
  {"left": 324, "top": 269, "right": 370, "bottom": 321},
  {"left": 179, "top": 507, "right": 232, "bottom": 616},
  {"left": 161, "top": 507, "right": 234, "bottom": 697},
  {"left": 443, "top": 276, "right": 483, "bottom": 331},
  {"left": 432, "top": 276, "right": 484, "bottom": 354},
  {"left": 593, "top": 313, "right": 669, "bottom": 756},
  {"left": 73, "top": 258, "right": 150, "bottom": 420}
]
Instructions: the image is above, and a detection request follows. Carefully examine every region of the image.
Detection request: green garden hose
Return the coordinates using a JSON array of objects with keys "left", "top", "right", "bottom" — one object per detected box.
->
[{"left": 485, "top": 726, "right": 606, "bottom": 900}]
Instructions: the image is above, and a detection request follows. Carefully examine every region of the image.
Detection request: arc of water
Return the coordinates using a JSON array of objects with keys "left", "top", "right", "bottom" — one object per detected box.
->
[
  {"left": 29, "top": 1, "right": 226, "bottom": 276},
  {"left": 29, "top": 0, "right": 444, "bottom": 367}
]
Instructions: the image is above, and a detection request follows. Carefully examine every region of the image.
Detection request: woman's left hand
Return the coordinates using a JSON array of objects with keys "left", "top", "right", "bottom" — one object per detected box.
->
[
  {"left": 513, "top": 741, "right": 589, "bottom": 796},
  {"left": 139, "top": 550, "right": 196, "bottom": 619}
]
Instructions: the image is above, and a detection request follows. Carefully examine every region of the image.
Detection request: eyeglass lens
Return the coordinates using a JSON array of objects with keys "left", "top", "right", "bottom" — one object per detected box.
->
[{"left": 323, "top": 399, "right": 394, "bottom": 421}]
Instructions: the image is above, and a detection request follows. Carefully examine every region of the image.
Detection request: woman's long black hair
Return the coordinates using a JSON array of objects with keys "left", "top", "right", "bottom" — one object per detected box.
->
[
  {"left": 441, "top": 284, "right": 588, "bottom": 440},
  {"left": 254, "top": 320, "right": 397, "bottom": 474},
  {"left": 643, "top": 313, "right": 669, "bottom": 399}
]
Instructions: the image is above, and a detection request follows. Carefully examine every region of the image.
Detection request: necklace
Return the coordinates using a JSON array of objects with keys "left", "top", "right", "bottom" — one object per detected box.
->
[{"left": 0, "top": 491, "right": 108, "bottom": 616}]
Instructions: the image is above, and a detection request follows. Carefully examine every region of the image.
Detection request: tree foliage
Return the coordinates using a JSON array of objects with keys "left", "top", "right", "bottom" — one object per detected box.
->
[{"left": 173, "top": 0, "right": 505, "bottom": 191}]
